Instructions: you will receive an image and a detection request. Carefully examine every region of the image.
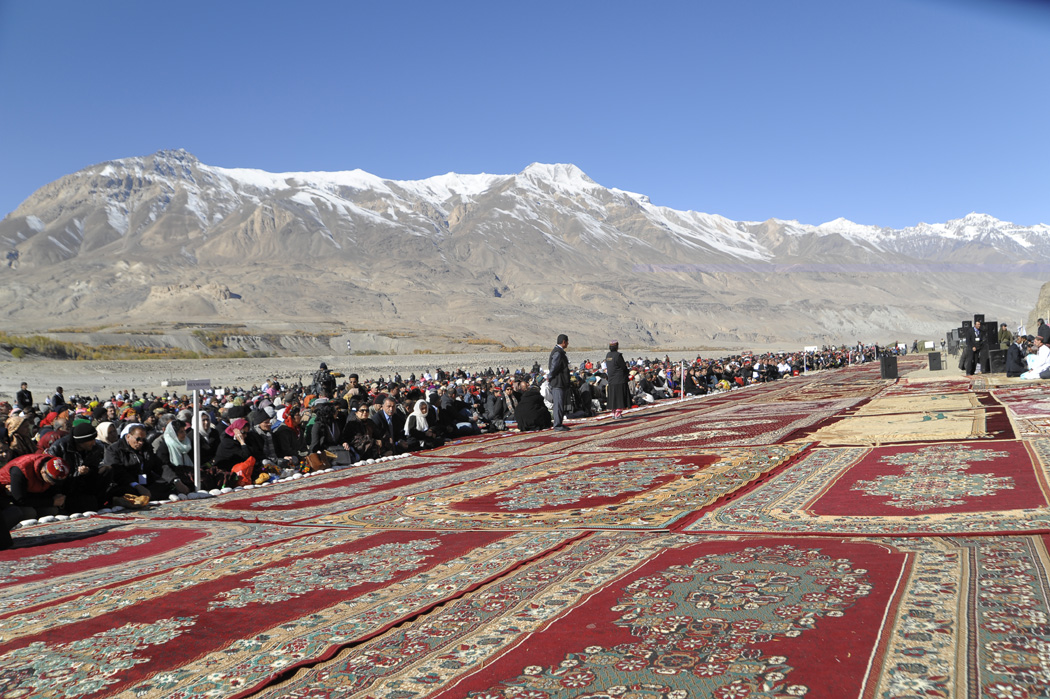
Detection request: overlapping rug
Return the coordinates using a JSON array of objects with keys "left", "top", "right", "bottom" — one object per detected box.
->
[
  {"left": 7, "top": 360, "right": 1050, "bottom": 698},
  {"left": 0, "top": 523, "right": 580, "bottom": 698},
  {"left": 306, "top": 445, "right": 806, "bottom": 531},
  {"left": 686, "top": 439, "right": 1050, "bottom": 535},
  {"left": 255, "top": 532, "right": 1050, "bottom": 699}
]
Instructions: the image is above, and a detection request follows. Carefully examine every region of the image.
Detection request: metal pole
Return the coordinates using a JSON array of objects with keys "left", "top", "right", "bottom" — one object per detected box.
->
[
  {"left": 193, "top": 390, "right": 201, "bottom": 491},
  {"left": 681, "top": 360, "right": 686, "bottom": 399}
]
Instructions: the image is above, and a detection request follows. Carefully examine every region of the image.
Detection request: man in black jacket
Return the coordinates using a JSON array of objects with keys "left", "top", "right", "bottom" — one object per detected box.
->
[
  {"left": 47, "top": 422, "right": 107, "bottom": 513},
  {"left": 548, "top": 334, "right": 571, "bottom": 431},
  {"left": 1006, "top": 335, "right": 1030, "bottom": 377},
  {"left": 961, "top": 321, "right": 983, "bottom": 376},
  {"left": 15, "top": 383, "right": 32, "bottom": 412},
  {"left": 371, "top": 396, "right": 408, "bottom": 454}
]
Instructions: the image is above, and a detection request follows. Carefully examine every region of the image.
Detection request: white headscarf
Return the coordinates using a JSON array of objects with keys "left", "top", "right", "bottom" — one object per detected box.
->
[
  {"left": 405, "top": 399, "right": 430, "bottom": 436},
  {"left": 95, "top": 421, "right": 116, "bottom": 444},
  {"left": 162, "top": 421, "right": 192, "bottom": 466}
]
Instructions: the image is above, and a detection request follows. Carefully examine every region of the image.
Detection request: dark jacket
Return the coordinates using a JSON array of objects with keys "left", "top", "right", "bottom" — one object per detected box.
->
[
  {"left": 272, "top": 424, "right": 301, "bottom": 459},
  {"left": 15, "top": 389, "right": 32, "bottom": 412},
  {"left": 103, "top": 437, "right": 164, "bottom": 492},
  {"left": 548, "top": 345, "right": 570, "bottom": 389},
  {"left": 307, "top": 419, "right": 342, "bottom": 453},
  {"left": 483, "top": 393, "right": 509, "bottom": 422},
  {"left": 1006, "top": 342, "right": 1027, "bottom": 377},
  {"left": 371, "top": 410, "right": 406, "bottom": 441},
  {"left": 212, "top": 433, "right": 251, "bottom": 470},
  {"left": 515, "top": 387, "right": 552, "bottom": 431}
]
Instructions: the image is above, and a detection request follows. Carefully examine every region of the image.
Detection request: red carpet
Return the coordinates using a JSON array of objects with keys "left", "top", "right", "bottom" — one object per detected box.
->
[{"left": 8, "top": 361, "right": 1050, "bottom": 698}]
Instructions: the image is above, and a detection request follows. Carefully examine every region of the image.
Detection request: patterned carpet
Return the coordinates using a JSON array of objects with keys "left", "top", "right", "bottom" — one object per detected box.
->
[{"left": 7, "top": 356, "right": 1050, "bottom": 698}]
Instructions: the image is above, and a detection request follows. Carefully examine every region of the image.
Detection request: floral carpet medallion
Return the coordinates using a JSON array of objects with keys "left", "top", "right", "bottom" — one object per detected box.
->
[
  {"left": 306, "top": 445, "right": 806, "bottom": 530},
  {"left": 686, "top": 439, "right": 1050, "bottom": 535},
  {"left": 847, "top": 444, "right": 1015, "bottom": 512},
  {"left": 0, "top": 528, "right": 579, "bottom": 698},
  {"left": 448, "top": 542, "right": 880, "bottom": 699}
]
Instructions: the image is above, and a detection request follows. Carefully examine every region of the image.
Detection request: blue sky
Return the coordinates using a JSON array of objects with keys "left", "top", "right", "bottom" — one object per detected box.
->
[{"left": 1, "top": 0, "right": 1048, "bottom": 228}]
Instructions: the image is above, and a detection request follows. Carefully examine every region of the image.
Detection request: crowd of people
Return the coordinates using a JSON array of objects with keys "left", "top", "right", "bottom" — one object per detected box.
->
[{"left": 0, "top": 339, "right": 891, "bottom": 549}]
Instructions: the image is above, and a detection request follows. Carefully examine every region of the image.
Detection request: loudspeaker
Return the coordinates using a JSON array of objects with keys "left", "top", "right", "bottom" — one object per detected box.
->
[
  {"left": 880, "top": 355, "right": 899, "bottom": 380},
  {"left": 974, "top": 313, "right": 985, "bottom": 325},
  {"left": 988, "top": 349, "right": 1007, "bottom": 374},
  {"left": 962, "top": 320, "right": 972, "bottom": 329},
  {"left": 929, "top": 352, "right": 942, "bottom": 371}
]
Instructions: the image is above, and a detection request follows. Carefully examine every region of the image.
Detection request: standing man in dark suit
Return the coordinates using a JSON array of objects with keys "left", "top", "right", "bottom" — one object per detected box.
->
[
  {"left": 961, "top": 320, "right": 982, "bottom": 376},
  {"left": 15, "top": 383, "right": 32, "bottom": 413},
  {"left": 548, "top": 334, "right": 571, "bottom": 431}
]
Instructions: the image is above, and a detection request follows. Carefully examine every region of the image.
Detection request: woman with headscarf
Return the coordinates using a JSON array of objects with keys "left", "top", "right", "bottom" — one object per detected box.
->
[
  {"left": 156, "top": 419, "right": 194, "bottom": 495},
  {"left": 272, "top": 405, "right": 302, "bottom": 461},
  {"left": 213, "top": 418, "right": 251, "bottom": 470},
  {"left": 404, "top": 400, "right": 444, "bottom": 451},
  {"left": 5, "top": 415, "right": 34, "bottom": 461},
  {"left": 95, "top": 421, "right": 119, "bottom": 446},
  {"left": 190, "top": 411, "right": 221, "bottom": 464}
]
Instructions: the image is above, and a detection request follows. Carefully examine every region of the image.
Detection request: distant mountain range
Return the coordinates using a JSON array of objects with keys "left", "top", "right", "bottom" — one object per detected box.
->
[{"left": 1, "top": 149, "right": 1046, "bottom": 350}]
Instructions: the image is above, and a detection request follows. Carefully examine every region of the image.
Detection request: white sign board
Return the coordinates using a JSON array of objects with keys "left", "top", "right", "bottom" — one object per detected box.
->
[
  {"left": 186, "top": 379, "right": 212, "bottom": 392},
  {"left": 803, "top": 346, "right": 819, "bottom": 352},
  {"left": 924, "top": 341, "right": 935, "bottom": 349}
]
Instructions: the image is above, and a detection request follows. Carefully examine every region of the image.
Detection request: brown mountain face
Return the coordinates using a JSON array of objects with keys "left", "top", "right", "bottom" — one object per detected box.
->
[{"left": 1, "top": 149, "right": 1047, "bottom": 350}]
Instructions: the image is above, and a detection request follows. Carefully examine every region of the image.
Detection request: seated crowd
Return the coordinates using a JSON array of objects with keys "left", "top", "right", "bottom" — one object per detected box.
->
[{"left": 0, "top": 343, "right": 883, "bottom": 548}]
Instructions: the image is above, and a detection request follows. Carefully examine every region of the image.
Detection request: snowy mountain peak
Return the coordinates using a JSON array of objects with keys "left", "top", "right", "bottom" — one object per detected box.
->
[{"left": 519, "top": 162, "right": 598, "bottom": 189}]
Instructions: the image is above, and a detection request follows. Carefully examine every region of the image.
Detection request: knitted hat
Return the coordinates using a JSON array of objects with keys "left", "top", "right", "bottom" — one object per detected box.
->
[
  {"left": 41, "top": 457, "right": 70, "bottom": 484},
  {"left": 249, "top": 409, "right": 270, "bottom": 426},
  {"left": 72, "top": 421, "right": 97, "bottom": 442}
]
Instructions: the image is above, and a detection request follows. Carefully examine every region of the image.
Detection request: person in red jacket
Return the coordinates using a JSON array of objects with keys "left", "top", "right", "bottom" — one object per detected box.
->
[{"left": 0, "top": 453, "right": 70, "bottom": 526}]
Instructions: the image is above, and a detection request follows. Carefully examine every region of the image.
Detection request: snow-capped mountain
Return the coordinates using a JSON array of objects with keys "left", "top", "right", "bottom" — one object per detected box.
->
[{"left": 0, "top": 149, "right": 1046, "bottom": 347}]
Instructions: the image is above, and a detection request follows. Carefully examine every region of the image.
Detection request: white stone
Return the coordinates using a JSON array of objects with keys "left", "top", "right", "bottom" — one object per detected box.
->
[
  {"left": 169, "top": 494, "right": 180, "bottom": 502},
  {"left": 38, "top": 516, "right": 57, "bottom": 523},
  {"left": 111, "top": 506, "right": 126, "bottom": 513},
  {"left": 177, "top": 493, "right": 188, "bottom": 501},
  {"left": 220, "top": 487, "right": 233, "bottom": 494},
  {"left": 209, "top": 489, "right": 222, "bottom": 496},
  {"left": 19, "top": 519, "right": 38, "bottom": 527}
]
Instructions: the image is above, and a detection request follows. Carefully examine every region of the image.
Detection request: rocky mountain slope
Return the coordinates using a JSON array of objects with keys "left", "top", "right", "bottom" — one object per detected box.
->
[{"left": 1, "top": 149, "right": 1046, "bottom": 349}]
